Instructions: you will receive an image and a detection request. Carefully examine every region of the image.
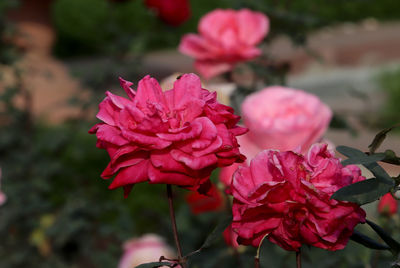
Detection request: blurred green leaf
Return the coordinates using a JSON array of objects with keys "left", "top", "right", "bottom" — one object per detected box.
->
[
  {"left": 366, "top": 220, "right": 400, "bottom": 256},
  {"left": 337, "top": 146, "right": 394, "bottom": 185},
  {"left": 341, "top": 153, "right": 386, "bottom": 166},
  {"left": 331, "top": 178, "right": 392, "bottom": 205},
  {"left": 199, "top": 212, "right": 232, "bottom": 250},
  {"left": 135, "top": 262, "right": 174, "bottom": 268},
  {"left": 368, "top": 125, "right": 400, "bottom": 154},
  {"left": 351, "top": 230, "right": 390, "bottom": 250}
]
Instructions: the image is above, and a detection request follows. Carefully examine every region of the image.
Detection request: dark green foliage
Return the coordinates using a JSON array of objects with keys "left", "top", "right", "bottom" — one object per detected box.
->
[
  {"left": 51, "top": 0, "right": 400, "bottom": 57},
  {"left": 376, "top": 68, "right": 400, "bottom": 130}
]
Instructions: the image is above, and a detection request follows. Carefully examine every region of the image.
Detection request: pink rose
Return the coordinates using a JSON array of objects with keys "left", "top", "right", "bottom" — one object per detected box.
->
[
  {"left": 0, "top": 168, "right": 6, "bottom": 206},
  {"left": 219, "top": 87, "right": 332, "bottom": 187},
  {"left": 378, "top": 193, "right": 398, "bottom": 216},
  {"left": 119, "top": 234, "right": 179, "bottom": 268},
  {"left": 89, "top": 74, "right": 247, "bottom": 197},
  {"left": 179, "top": 9, "right": 269, "bottom": 79},
  {"left": 230, "top": 143, "right": 366, "bottom": 251},
  {"left": 242, "top": 86, "right": 332, "bottom": 153}
]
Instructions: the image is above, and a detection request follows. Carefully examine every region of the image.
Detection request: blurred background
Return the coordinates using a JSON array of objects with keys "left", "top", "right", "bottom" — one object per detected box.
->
[{"left": 1, "top": 0, "right": 400, "bottom": 267}]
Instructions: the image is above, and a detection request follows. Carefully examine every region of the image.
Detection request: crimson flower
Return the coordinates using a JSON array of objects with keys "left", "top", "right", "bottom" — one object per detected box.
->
[
  {"left": 89, "top": 74, "right": 246, "bottom": 197},
  {"left": 185, "top": 183, "right": 225, "bottom": 214},
  {"left": 145, "top": 0, "right": 190, "bottom": 26},
  {"left": 230, "top": 144, "right": 366, "bottom": 251},
  {"left": 378, "top": 193, "right": 398, "bottom": 216}
]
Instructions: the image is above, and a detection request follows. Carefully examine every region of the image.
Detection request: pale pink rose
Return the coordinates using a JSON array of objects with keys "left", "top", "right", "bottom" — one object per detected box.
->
[
  {"left": 119, "top": 234, "right": 180, "bottom": 268},
  {"left": 0, "top": 168, "right": 6, "bottom": 206},
  {"left": 179, "top": 9, "right": 269, "bottom": 79},
  {"left": 219, "top": 87, "right": 332, "bottom": 187},
  {"left": 242, "top": 86, "right": 332, "bottom": 153},
  {"left": 230, "top": 144, "right": 366, "bottom": 251},
  {"left": 89, "top": 74, "right": 247, "bottom": 197}
]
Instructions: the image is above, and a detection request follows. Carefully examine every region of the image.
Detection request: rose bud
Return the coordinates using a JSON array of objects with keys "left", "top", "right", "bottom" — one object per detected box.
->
[{"left": 378, "top": 193, "right": 398, "bottom": 216}]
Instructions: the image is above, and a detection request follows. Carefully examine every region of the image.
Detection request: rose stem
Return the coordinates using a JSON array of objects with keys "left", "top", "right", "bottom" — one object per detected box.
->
[
  {"left": 166, "top": 184, "right": 187, "bottom": 268},
  {"left": 254, "top": 256, "right": 260, "bottom": 268},
  {"left": 296, "top": 249, "right": 302, "bottom": 268}
]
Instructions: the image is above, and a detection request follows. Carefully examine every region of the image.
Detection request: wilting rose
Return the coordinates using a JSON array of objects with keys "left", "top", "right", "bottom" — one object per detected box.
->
[
  {"left": 89, "top": 74, "right": 247, "bottom": 197},
  {"left": 185, "top": 183, "right": 224, "bottom": 214},
  {"left": 378, "top": 193, "right": 398, "bottom": 216},
  {"left": 179, "top": 9, "right": 269, "bottom": 79},
  {"left": 242, "top": 86, "right": 332, "bottom": 153},
  {"left": 230, "top": 144, "right": 366, "bottom": 251},
  {"left": 0, "top": 168, "right": 6, "bottom": 206},
  {"left": 145, "top": 0, "right": 190, "bottom": 26},
  {"left": 119, "top": 234, "right": 179, "bottom": 268}
]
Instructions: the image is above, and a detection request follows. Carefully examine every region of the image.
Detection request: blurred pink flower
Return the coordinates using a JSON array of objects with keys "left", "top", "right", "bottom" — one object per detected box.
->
[
  {"left": 119, "top": 234, "right": 179, "bottom": 268},
  {"left": 179, "top": 9, "right": 269, "bottom": 79},
  {"left": 378, "top": 193, "right": 398, "bottom": 216},
  {"left": 219, "top": 86, "right": 332, "bottom": 187},
  {"left": 242, "top": 86, "right": 332, "bottom": 153},
  {"left": 0, "top": 168, "right": 6, "bottom": 206},
  {"left": 230, "top": 144, "right": 366, "bottom": 251}
]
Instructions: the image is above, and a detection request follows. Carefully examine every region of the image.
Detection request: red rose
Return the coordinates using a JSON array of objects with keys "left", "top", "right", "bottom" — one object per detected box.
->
[
  {"left": 185, "top": 183, "right": 224, "bottom": 214},
  {"left": 179, "top": 9, "right": 269, "bottom": 79},
  {"left": 145, "top": 0, "right": 190, "bottom": 26},
  {"left": 378, "top": 193, "right": 398, "bottom": 216},
  {"left": 89, "top": 74, "right": 247, "bottom": 197},
  {"left": 230, "top": 144, "right": 366, "bottom": 251},
  {"left": 223, "top": 225, "right": 239, "bottom": 248}
]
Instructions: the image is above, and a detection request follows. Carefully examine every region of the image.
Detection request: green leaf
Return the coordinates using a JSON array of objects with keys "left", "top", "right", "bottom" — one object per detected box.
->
[
  {"left": 331, "top": 178, "right": 392, "bottom": 205},
  {"left": 382, "top": 150, "right": 400, "bottom": 165},
  {"left": 185, "top": 212, "right": 232, "bottom": 258},
  {"left": 366, "top": 219, "right": 400, "bottom": 256},
  {"left": 200, "top": 212, "right": 232, "bottom": 249},
  {"left": 135, "top": 262, "right": 173, "bottom": 268},
  {"left": 336, "top": 146, "right": 394, "bottom": 185},
  {"left": 341, "top": 153, "right": 386, "bottom": 166},
  {"left": 368, "top": 125, "right": 400, "bottom": 154},
  {"left": 350, "top": 230, "right": 390, "bottom": 250}
]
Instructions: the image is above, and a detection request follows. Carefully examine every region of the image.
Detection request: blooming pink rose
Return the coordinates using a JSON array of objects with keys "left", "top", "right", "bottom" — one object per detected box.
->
[
  {"left": 89, "top": 74, "right": 247, "bottom": 197},
  {"left": 378, "top": 193, "right": 398, "bottom": 216},
  {"left": 0, "top": 168, "right": 6, "bottom": 206},
  {"left": 230, "top": 143, "right": 366, "bottom": 251},
  {"left": 145, "top": 0, "right": 190, "bottom": 26},
  {"left": 185, "top": 183, "right": 225, "bottom": 214},
  {"left": 242, "top": 86, "right": 332, "bottom": 153},
  {"left": 179, "top": 9, "right": 269, "bottom": 79},
  {"left": 119, "top": 234, "right": 180, "bottom": 268},
  {"left": 219, "top": 87, "right": 332, "bottom": 187}
]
